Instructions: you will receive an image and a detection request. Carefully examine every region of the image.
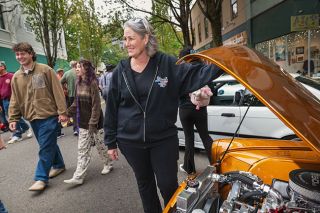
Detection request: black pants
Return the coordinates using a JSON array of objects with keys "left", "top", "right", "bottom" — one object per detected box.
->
[
  {"left": 66, "top": 96, "right": 74, "bottom": 107},
  {"left": 118, "top": 136, "right": 179, "bottom": 213},
  {"left": 179, "top": 107, "right": 212, "bottom": 174},
  {"left": 66, "top": 97, "right": 77, "bottom": 132}
]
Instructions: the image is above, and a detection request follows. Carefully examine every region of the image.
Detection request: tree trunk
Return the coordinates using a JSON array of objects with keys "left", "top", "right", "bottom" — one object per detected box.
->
[
  {"left": 41, "top": 0, "right": 54, "bottom": 68},
  {"left": 211, "top": 14, "right": 222, "bottom": 47},
  {"left": 197, "top": 0, "right": 223, "bottom": 48}
]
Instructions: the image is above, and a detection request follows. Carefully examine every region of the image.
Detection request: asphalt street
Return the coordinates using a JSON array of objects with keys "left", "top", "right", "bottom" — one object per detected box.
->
[{"left": 0, "top": 125, "right": 209, "bottom": 213}]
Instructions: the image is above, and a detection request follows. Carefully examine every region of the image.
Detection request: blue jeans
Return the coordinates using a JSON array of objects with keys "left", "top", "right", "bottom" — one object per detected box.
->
[
  {"left": 30, "top": 116, "right": 65, "bottom": 182},
  {"left": 2, "top": 99, "right": 30, "bottom": 138},
  {"left": 0, "top": 200, "right": 8, "bottom": 213},
  {"left": 0, "top": 100, "right": 8, "bottom": 125}
]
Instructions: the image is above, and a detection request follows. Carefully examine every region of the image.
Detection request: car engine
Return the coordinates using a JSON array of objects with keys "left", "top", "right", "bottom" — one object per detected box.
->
[{"left": 175, "top": 166, "right": 320, "bottom": 213}]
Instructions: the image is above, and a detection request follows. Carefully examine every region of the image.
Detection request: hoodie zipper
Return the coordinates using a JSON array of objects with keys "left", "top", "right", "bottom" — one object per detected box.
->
[{"left": 122, "top": 66, "right": 159, "bottom": 142}]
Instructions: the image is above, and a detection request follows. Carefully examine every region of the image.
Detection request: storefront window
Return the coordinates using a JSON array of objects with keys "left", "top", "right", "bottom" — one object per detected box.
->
[{"left": 255, "top": 29, "right": 320, "bottom": 76}]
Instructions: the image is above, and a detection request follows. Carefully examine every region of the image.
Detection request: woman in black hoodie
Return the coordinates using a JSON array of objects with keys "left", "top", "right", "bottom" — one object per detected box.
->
[{"left": 104, "top": 18, "right": 223, "bottom": 213}]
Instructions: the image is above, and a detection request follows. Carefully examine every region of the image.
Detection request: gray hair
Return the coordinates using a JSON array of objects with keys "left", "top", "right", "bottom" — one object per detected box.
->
[
  {"left": 70, "top": 60, "right": 77, "bottom": 68},
  {"left": 124, "top": 18, "right": 158, "bottom": 57}
]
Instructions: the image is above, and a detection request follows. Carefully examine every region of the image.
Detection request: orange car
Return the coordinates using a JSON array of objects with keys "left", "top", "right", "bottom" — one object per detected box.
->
[{"left": 164, "top": 46, "right": 320, "bottom": 213}]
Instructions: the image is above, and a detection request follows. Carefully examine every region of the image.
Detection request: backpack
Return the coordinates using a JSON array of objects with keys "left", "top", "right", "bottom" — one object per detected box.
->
[{"left": 100, "top": 71, "right": 113, "bottom": 100}]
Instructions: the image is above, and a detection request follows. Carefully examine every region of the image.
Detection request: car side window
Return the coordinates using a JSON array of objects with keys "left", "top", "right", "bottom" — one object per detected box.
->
[
  {"left": 208, "top": 80, "right": 264, "bottom": 107},
  {"left": 208, "top": 81, "right": 239, "bottom": 106},
  {"left": 240, "top": 90, "right": 264, "bottom": 106}
]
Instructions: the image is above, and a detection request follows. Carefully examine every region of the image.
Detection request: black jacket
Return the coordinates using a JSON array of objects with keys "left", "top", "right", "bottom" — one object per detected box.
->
[{"left": 104, "top": 52, "right": 223, "bottom": 149}]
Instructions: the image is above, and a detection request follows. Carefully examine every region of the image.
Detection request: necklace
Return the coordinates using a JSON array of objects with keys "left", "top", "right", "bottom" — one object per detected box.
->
[{"left": 131, "top": 57, "right": 150, "bottom": 73}]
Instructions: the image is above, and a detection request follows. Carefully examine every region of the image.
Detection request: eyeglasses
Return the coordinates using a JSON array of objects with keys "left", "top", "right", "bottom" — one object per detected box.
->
[
  {"left": 130, "top": 18, "right": 151, "bottom": 33},
  {"left": 132, "top": 18, "right": 143, "bottom": 23}
]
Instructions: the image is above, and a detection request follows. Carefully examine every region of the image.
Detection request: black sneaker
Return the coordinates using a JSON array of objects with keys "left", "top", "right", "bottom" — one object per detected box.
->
[{"left": 73, "top": 131, "right": 78, "bottom": 136}]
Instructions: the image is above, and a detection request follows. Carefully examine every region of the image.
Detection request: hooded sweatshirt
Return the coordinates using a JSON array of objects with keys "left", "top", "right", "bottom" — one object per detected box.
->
[{"left": 104, "top": 52, "right": 223, "bottom": 149}]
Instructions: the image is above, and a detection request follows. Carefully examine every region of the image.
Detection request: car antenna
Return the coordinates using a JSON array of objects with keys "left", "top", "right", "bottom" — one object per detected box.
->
[{"left": 215, "top": 90, "right": 255, "bottom": 168}]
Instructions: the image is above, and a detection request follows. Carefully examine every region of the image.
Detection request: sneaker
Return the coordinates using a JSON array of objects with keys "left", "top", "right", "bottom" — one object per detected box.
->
[
  {"left": 7, "top": 136, "right": 22, "bottom": 144},
  {"left": 179, "top": 164, "right": 196, "bottom": 175},
  {"left": 64, "top": 178, "right": 83, "bottom": 185},
  {"left": 73, "top": 131, "right": 78, "bottom": 136},
  {"left": 57, "top": 132, "right": 65, "bottom": 139},
  {"left": 28, "top": 181, "right": 47, "bottom": 191},
  {"left": 101, "top": 164, "right": 113, "bottom": 175},
  {"left": 49, "top": 168, "right": 66, "bottom": 178},
  {"left": 25, "top": 129, "right": 33, "bottom": 138},
  {"left": 179, "top": 164, "right": 187, "bottom": 174}
]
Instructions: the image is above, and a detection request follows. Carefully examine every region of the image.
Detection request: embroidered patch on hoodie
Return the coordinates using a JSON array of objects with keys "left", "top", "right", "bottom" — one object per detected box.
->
[
  {"left": 32, "top": 74, "right": 46, "bottom": 89},
  {"left": 155, "top": 76, "right": 168, "bottom": 88}
]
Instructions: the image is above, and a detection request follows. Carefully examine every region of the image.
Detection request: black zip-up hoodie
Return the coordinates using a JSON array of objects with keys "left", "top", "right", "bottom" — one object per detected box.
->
[{"left": 104, "top": 52, "right": 223, "bottom": 149}]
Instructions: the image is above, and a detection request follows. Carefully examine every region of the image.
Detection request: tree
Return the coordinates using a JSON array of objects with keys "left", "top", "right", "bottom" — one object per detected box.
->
[
  {"left": 20, "top": 0, "right": 75, "bottom": 68},
  {"left": 197, "top": 0, "right": 222, "bottom": 47},
  {"left": 64, "top": 0, "right": 105, "bottom": 68},
  {"left": 79, "top": 0, "right": 104, "bottom": 67},
  {"left": 105, "top": 0, "right": 195, "bottom": 48},
  {"left": 150, "top": 0, "right": 183, "bottom": 55},
  {"left": 101, "top": 43, "right": 127, "bottom": 66},
  {"left": 101, "top": 12, "right": 129, "bottom": 65}
]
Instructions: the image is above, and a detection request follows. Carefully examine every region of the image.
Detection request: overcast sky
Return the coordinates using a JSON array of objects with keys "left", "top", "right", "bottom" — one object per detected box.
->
[{"left": 94, "top": 0, "right": 152, "bottom": 24}]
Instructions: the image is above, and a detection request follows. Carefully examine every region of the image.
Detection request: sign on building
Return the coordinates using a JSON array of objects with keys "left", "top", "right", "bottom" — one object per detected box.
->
[{"left": 291, "top": 14, "right": 319, "bottom": 32}]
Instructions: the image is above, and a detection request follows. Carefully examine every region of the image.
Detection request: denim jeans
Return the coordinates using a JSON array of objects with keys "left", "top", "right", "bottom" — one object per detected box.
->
[
  {"left": 30, "top": 116, "right": 65, "bottom": 182},
  {"left": 2, "top": 99, "right": 30, "bottom": 138},
  {"left": 0, "top": 200, "right": 8, "bottom": 213},
  {"left": 0, "top": 100, "right": 8, "bottom": 126}
]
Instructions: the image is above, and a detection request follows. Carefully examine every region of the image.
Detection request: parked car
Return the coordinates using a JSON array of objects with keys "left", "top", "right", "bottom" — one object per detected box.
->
[
  {"left": 177, "top": 73, "right": 320, "bottom": 149},
  {"left": 164, "top": 45, "right": 320, "bottom": 213}
]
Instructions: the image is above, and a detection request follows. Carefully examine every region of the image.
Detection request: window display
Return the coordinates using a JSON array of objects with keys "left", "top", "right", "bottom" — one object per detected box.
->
[{"left": 255, "top": 29, "right": 320, "bottom": 75}]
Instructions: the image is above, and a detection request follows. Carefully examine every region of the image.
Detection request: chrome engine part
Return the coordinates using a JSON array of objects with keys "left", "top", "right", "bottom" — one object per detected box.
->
[
  {"left": 174, "top": 167, "right": 320, "bottom": 213},
  {"left": 176, "top": 166, "right": 220, "bottom": 213}
]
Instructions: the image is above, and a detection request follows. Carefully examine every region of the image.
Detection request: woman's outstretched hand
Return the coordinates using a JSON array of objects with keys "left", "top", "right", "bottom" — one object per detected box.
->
[{"left": 190, "top": 85, "right": 213, "bottom": 110}]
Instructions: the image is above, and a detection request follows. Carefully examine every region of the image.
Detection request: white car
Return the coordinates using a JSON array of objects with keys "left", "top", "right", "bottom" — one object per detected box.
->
[{"left": 177, "top": 74, "right": 320, "bottom": 148}]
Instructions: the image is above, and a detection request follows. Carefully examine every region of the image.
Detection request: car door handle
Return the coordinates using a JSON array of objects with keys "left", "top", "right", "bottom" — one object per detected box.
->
[{"left": 221, "top": 113, "right": 235, "bottom": 117}]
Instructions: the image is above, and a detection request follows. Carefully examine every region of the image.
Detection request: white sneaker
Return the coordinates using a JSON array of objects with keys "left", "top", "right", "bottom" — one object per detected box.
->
[
  {"left": 101, "top": 164, "right": 113, "bottom": 175},
  {"left": 7, "top": 136, "right": 23, "bottom": 144},
  {"left": 179, "top": 164, "right": 187, "bottom": 174},
  {"left": 64, "top": 178, "right": 84, "bottom": 185},
  {"left": 26, "top": 129, "right": 33, "bottom": 138}
]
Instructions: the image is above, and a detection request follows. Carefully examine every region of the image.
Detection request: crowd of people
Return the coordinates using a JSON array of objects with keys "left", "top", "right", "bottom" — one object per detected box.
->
[{"left": 0, "top": 18, "right": 222, "bottom": 213}]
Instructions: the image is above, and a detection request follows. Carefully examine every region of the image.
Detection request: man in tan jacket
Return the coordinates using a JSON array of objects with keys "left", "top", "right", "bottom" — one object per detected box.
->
[{"left": 9, "top": 42, "right": 68, "bottom": 191}]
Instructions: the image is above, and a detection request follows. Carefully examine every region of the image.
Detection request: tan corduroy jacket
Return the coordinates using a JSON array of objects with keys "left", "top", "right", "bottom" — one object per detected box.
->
[{"left": 9, "top": 62, "right": 67, "bottom": 122}]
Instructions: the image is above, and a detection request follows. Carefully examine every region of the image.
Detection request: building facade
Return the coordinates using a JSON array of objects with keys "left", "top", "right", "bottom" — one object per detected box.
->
[
  {"left": 191, "top": 0, "right": 320, "bottom": 74},
  {"left": 0, "top": 2, "right": 68, "bottom": 72}
]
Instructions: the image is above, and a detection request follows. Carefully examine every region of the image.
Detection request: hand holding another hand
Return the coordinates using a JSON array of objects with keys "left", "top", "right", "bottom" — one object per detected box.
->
[
  {"left": 58, "top": 114, "right": 69, "bottom": 123},
  {"left": 9, "top": 122, "right": 17, "bottom": 131}
]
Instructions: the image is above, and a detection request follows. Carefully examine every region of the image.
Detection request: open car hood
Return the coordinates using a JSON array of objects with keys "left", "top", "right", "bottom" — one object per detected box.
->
[{"left": 179, "top": 45, "right": 320, "bottom": 155}]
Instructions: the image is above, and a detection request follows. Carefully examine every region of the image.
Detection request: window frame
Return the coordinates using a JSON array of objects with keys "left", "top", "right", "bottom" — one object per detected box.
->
[
  {"left": 204, "top": 17, "right": 209, "bottom": 39},
  {"left": 198, "top": 22, "right": 202, "bottom": 43},
  {"left": 231, "top": 0, "right": 238, "bottom": 19},
  {"left": 24, "top": 20, "right": 33, "bottom": 33}
]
